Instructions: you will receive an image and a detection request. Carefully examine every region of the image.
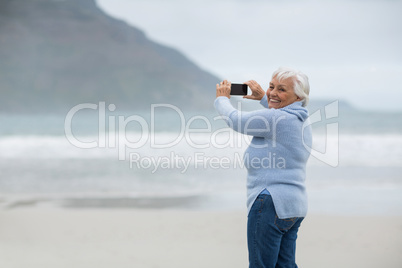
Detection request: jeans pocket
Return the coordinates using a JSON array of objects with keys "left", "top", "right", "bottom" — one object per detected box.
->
[{"left": 274, "top": 216, "right": 298, "bottom": 231}]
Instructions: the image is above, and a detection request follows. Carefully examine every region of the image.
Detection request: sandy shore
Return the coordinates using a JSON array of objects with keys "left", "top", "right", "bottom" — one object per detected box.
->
[{"left": 0, "top": 208, "right": 401, "bottom": 268}]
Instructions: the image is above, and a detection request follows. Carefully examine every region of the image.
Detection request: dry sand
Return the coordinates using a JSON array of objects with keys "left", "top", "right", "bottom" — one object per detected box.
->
[{"left": 0, "top": 208, "right": 401, "bottom": 268}]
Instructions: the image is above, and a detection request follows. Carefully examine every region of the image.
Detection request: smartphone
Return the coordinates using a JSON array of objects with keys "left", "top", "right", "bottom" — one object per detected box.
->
[{"left": 230, "top": 83, "right": 248, "bottom": 95}]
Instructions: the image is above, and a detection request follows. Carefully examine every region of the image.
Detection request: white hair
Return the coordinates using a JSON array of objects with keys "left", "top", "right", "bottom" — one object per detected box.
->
[{"left": 272, "top": 67, "right": 310, "bottom": 107}]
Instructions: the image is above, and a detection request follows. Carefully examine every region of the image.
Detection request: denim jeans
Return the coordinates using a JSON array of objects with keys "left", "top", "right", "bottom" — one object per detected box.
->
[{"left": 247, "top": 193, "right": 304, "bottom": 268}]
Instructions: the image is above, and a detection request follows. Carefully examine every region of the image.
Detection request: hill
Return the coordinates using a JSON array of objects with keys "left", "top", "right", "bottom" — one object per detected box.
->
[{"left": 0, "top": 0, "right": 220, "bottom": 113}]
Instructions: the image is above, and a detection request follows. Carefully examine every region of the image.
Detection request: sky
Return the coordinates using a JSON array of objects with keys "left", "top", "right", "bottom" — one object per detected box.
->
[{"left": 97, "top": 0, "right": 402, "bottom": 111}]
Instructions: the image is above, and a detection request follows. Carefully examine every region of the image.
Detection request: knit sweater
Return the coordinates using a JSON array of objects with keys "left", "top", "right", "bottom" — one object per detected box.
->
[{"left": 214, "top": 95, "right": 312, "bottom": 219}]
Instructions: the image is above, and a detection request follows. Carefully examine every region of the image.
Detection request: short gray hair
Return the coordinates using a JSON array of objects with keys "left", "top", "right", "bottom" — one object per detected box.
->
[{"left": 272, "top": 67, "right": 310, "bottom": 107}]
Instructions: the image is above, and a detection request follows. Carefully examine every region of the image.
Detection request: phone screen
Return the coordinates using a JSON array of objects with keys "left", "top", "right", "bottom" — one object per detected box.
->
[{"left": 230, "top": 83, "right": 248, "bottom": 95}]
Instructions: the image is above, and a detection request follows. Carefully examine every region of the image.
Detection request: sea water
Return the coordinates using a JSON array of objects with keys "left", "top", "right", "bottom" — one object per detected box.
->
[{"left": 0, "top": 102, "right": 401, "bottom": 215}]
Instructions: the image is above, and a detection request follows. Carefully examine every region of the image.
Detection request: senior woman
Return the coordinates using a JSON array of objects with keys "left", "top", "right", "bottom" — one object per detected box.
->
[{"left": 214, "top": 67, "right": 312, "bottom": 268}]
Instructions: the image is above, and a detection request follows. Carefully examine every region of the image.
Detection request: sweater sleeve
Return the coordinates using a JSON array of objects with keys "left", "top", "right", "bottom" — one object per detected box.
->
[
  {"left": 214, "top": 96, "right": 274, "bottom": 138},
  {"left": 260, "top": 95, "right": 269, "bottom": 109}
]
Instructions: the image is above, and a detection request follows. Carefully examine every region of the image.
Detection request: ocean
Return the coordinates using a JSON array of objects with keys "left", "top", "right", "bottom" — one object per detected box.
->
[{"left": 1, "top": 99, "right": 402, "bottom": 215}]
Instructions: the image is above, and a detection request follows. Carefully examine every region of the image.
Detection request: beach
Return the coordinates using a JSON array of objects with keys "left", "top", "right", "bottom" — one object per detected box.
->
[
  {"left": 1, "top": 112, "right": 402, "bottom": 268},
  {"left": 1, "top": 205, "right": 401, "bottom": 268}
]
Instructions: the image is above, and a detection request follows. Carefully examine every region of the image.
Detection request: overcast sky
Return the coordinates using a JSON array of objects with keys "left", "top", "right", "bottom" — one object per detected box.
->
[{"left": 97, "top": 0, "right": 402, "bottom": 111}]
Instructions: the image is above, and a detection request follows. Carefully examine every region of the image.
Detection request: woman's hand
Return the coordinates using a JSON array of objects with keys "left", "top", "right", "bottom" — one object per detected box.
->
[
  {"left": 216, "top": 80, "right": 231, "bottom": 99},
  {"left": 243, "top": 80, "right": 265, "bottom": 100}
]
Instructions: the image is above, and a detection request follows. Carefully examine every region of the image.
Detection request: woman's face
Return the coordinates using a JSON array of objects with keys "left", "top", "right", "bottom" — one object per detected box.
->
[{"left": 266, "top": 76, "right": 301, "bottom": 109}]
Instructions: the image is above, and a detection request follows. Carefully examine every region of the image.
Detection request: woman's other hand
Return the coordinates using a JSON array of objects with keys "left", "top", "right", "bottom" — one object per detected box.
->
[
  {"left": 216, "top": 80, "right": 231, "bottom": 99},
  {"left": 243, "top": 80, "right": 265, "bottom": 100}
]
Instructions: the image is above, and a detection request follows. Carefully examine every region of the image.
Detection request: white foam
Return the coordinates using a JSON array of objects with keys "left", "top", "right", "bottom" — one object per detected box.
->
[{"left": 1, "top": 132, "right": 401, "bottom": 167}]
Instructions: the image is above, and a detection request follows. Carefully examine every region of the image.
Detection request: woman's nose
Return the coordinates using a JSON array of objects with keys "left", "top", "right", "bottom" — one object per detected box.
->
[{"left": 270, "top": 88, "right": 278, "bottom": 96}]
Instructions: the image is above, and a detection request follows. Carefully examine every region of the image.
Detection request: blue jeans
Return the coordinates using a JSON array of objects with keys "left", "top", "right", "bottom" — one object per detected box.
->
[{"left": 247, "top": 194, "right": 304, "bottom": 268}]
